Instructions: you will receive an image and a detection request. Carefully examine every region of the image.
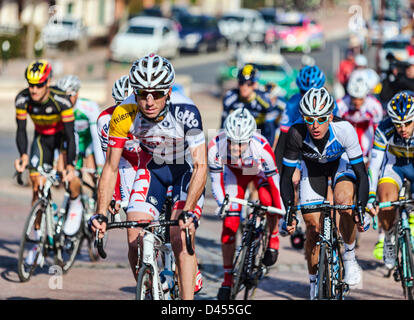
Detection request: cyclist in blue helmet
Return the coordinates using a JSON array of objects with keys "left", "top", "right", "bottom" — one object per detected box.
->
[
  {"left": 296, "top": 65, "right": 326, "bottom": 92},
  {"left": 275, "top": 65, "right": 337, "bottom": 173},
  {"left": 368, "top": 91, "right": 414, "bottom": 270}
]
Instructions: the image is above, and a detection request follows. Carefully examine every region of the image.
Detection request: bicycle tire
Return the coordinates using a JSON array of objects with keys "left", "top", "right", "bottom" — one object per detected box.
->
[
  {"left": 316, "top": 243, "right": 332, "bottom": 300},
  {"left": 402, "top": 228, "right": 414, "bottom": 300},
  {"left": 136, "top": 264, "right": 163, "bottom": 300},
  {"left": 55, "top": 227, "right": 82, "bottom": 274},
  {"left": 17, "top": 200, "right": 47, "bottom": 282},
  {"left": 231, "top": 242, "right": 249, "bottom": 300}
]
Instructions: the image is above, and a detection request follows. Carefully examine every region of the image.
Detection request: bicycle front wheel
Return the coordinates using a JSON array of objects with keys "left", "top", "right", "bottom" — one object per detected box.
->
[
  {"left": 231, "top": 243, "right": 249, "bottom": 300},
  {"left": 136, "top": 264, "right": 163, "bottom": 300},
  {"left": 401, "top": 229, "right": 414, "bottom": 300},
  {"left": 316, "top": 243, "right": 332, "bottom": 300},
  {"left": 17, "top": 200, "right": 47, "bottom": 282}
]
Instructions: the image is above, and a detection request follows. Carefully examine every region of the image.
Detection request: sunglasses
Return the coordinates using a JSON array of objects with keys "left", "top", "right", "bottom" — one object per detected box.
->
[
  {"left": 28, "top": 82, "right": 47, "bottom": 88},
  {"left": 134, "top": 88, "right": 169, "bottom": 99},
  {"left": 303, "top": 116, "right": 330, "bottom": 125},
  {"left": 393, "top": 120, "right": 413, "bottom": 128},
  {"left": 238, "top": 80, "right": 255, "bottom": 87}
]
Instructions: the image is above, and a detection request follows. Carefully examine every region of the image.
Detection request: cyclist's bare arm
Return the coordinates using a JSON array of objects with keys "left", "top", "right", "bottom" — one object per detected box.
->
[
  {"left": 181, "top": 143, "right": 207, "bottom": 229},
  {"left": 93, "top": 146, "right": 123, "bottom": 233}
]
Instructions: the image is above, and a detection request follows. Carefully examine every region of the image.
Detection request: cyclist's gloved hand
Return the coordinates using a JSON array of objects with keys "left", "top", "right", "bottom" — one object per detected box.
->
[
  {"left": 367, "top": 196, "right": 378, "bottom": 217},
  {"left": 362, "top": 212, "right": 372, "bottom": 232},
  {"left": 279, "top": 218, "right": 289, "bottom": 237},
  {"left": 179, "top": 211, "right": 199, "bottom": 230},
  {"left": 88, "top": 213, "right": 108, "bottom": 235}
]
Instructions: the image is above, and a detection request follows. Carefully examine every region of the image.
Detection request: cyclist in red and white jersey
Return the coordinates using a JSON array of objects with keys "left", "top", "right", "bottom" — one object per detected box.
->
[
  {"left": 336, "top": 73, "right": 384, "bottom": 161},
  {"left": 208, "top": 108, "right": 284, "bottom": 300}
]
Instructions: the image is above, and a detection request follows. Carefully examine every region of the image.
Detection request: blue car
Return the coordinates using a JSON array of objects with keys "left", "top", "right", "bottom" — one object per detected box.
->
[{"left": 178, "top": 15, "right": 227, "bottom": 53}]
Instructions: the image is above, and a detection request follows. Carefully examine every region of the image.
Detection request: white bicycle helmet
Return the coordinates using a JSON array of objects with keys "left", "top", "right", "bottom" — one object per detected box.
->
[
  {"left": 56, "top": 75, "right": 81, "bottom": 95},
  {"left": 112, "top": 75, "right": 133, "bottom": 103},
  {"left": 224, "top": 108, "right": 257, "bottom": 143},
  {"left": 129, "top": 53, "right": 175, "bottom": 90},
  {"left": 347, "top": 73, "right": 370, "bottom": 98},
  {"left": 299, "top": 87, "right": 334, "bottom": 116}
]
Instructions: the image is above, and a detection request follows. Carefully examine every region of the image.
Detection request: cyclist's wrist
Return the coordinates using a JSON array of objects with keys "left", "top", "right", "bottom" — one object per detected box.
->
[{"left": 181, "top": 210, "right": 199, "bottom": 229}]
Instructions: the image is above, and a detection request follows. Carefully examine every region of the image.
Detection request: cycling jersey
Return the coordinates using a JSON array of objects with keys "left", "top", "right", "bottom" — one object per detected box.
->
[
  {"left": 97, "top": 104, "right": 140, "bottom": 204},
  {"left": 336, "top": 95, "right": 384, "bottom": 157},
  {"left": 208, "top": 130, "right": 283, "bottom": 244},
  {"left": 208, "top": 130, "right": 282, "bottom": 209},
  {"left": 368, "top": 117, "right": 414, "bottom": 197},
  {"left": 108, "top": 92, "right": 205, "bottom": 219},
  {"left": 73, "top": 98, "right": 105, "bottom": 168},
  {"left": 280, "top": 117, "right": 369, "bottom": 208},
  {"left": 220, "top": 88, "right": 277, "bottom": 146},
  {"left": 15, "top": 86, "right": 76, "bottom": 173}
]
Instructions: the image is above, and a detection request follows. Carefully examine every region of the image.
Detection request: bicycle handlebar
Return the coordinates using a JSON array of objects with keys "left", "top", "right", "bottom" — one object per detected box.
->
[
  {"left": 95, "top": 219, "right": 190, "bottom": 259},
  {"left": 378, "top": 199, "right": 414, "bottom": 209},
  {"left": 228, "top": 196, "right": 285, "bottom": 216}
]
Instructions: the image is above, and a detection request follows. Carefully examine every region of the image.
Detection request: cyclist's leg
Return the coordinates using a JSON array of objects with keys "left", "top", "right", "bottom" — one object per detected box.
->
[
  {"left": 170, "top": 167, "right": 205, "bottom": 300},
  {"left": 126, "top": 150, "right": 167, "bottom": 280},
  {"left": 333, "top": 155, "right": 363, "bottom": 286},
  {"left": 298, "top": 160, "right": 326, "bottom": 278}
]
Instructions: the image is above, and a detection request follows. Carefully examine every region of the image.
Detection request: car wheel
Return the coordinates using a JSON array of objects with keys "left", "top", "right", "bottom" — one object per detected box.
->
[
  {"left": 216, "top": 38, "right": 227, "bottom": 52},
  {"left": 303, "top": 42, "right": 311, "bottom": 54},
  {"left": 198, "top": 42, "right": 208, "bottom": 54}
]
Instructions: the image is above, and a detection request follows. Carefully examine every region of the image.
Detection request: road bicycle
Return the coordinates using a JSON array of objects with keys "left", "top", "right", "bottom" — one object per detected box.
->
[
  {"left": 17, "top": 165, "right": 78, "bottom": 281},
  {"left": 378, "top": 179, "right": 414, "bottom": 300},
  {"left": 285, "top": 201, "right": 365, "bottom": 300},
  {"left": 17, "top": 165, "right": 100, "bottom": 281},
  {"left": 96, "top": 192, "right": 194, "bottom": 300},
  {"left": 219, "top": 194, "right": 284, "bottom": 300}
]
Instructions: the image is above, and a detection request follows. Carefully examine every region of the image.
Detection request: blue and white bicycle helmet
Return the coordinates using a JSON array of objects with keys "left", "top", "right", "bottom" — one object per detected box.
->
[
  {"left": 387, "top": 91, "right": 414, "bottom": 123},
  {"left": 296, "top": 65, "right": 326, "bottom": 92}
]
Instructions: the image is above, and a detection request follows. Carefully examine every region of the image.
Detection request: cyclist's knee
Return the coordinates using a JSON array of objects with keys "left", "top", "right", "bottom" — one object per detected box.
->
[
  {"left": 221, "top": 215, "right": 240, "bottom": 244},
  {"left": 258, "top": 186, "right": 272, "bottom": 207}
]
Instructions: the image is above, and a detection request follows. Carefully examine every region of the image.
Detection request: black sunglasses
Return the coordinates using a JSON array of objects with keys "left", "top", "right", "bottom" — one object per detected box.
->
[
  {"left": 134, "top": 88, "right": 169, "bottom": 99},
  {"left": 28, "top": 82, "right": 47, "bottom": 88}
]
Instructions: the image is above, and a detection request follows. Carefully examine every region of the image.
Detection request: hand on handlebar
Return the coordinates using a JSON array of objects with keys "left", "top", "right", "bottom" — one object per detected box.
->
[
  {"left": 88, "top": 214, "right": 108, "bottom": 239},
  {"left": 14, "top": 155, "right": 28, "bottom": 173}
]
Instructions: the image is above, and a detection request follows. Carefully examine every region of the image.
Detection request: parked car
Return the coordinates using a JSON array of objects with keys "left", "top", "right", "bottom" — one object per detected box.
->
[
  {"left": 41, "top": 16, "right": 87, "bottom": 46},
  {"left": 368, "top": 14, "right": 408, "bottom": 45},
  {"left": 110, "top": 16, "right": 179, "bottom": 63},
  {"left": 274, "top": 12, "right": 324, "bottom": 53},
  {"left": 178, "top": 15, "right": 227, "bottom": 53},
  {"left": 216, "top": 48, "right": 299, "bottom": 98},
  {"left": 379, "top": 35, "right": 410, "bottom": 71},
  {"left": 218, "top": 9, "right": 266, "bottom": 44}
]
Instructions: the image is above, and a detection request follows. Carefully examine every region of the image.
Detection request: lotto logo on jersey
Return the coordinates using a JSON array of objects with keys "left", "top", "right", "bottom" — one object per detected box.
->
[{"left": 175, "top": 108, "right": 199, "bottom": 128}]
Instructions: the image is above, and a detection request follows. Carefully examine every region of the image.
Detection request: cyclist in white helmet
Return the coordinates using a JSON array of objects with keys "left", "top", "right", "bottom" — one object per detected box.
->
[
  {"left": 336, "top": 72, "right": 384, "bottom": 162},
  {"left": 208, "top": 108, "right": 284, "bottom": 300},
  {"left": 56, "top": 75, "right": 105, "bottom": 236},
  {"left": 280, "top": 87, "right": 371, "bottom": 299},
  {"left": 90, "top": 54, "right": 207, "bottom": 300}
]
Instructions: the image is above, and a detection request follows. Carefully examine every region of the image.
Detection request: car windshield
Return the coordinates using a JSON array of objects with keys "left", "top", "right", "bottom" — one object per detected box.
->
[
  {"left": 221, "top": 16, "right": 244, "bottom": 23},
  {"left": 255, "top": 64, "right": 285, "bottom": 72},
  {"left": 180, "top": 16, "right": 207, "bottom": 28},
  {"left": 277, "top": 21, "right": 303, "bottom": 27},
  {"left": 126, "top": 25, "right": 155, "bottom": 35},
  {"left": 383, "top": 40, "right": 409, "bottom": 49}
]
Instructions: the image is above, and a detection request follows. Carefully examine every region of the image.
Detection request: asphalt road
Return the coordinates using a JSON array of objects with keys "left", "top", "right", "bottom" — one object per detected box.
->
[{"left": 0, "top": 38, "right": 406, "bottom": 301}]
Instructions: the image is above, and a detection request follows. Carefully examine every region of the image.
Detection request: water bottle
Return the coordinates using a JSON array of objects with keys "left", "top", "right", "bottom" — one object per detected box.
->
[
  {"left": 51, "top": 202, "right": 59, "bottom": 223},
  {"left": 160, "top": 269, "right": 174, "bottom": 300}
]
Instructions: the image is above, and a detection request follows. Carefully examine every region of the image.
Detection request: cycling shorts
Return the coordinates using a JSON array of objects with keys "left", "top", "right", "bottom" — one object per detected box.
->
[
  {"left": 118, "top": 156, "right": 137, "bottom": 204},
  {"left": 379, "top": 154, "right": 414, "bottom": 194},
  {"left": 299, "top": 154, "right": 356, "bottom": 208},
  {"left": 29, "top": 132, "right": 64, "bottom": 176},
  {"left": 127, "top": 150, "right": 204, "bottom": 220}
]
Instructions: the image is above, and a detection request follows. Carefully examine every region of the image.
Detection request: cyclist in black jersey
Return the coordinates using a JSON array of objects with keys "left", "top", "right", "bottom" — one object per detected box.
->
[
  {"left": 279, "top": 87, "right": 370, "bottom": 299},
  {"left": 14, "top": 60, "right": 83, "bottom": 236}
]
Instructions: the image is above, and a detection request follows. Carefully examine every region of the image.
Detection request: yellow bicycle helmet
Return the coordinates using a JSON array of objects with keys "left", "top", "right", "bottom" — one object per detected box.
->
[{"left": 25, "top": 59, "right": 52, "bottom": 84}]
